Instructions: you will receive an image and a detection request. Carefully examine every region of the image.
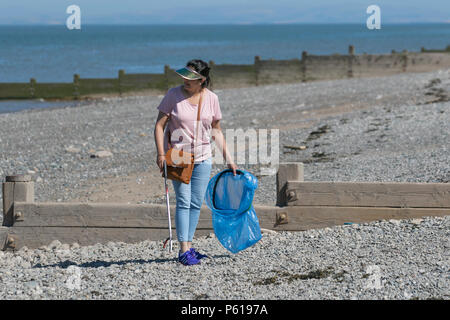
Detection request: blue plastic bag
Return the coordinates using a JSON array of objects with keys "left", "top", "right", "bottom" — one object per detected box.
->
[{"left": 205, "top": 169, "right": 262, "bottom": 253}]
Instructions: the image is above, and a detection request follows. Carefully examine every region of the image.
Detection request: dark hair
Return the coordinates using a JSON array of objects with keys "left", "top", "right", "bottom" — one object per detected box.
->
[{"left": 186, "top": 59, "right": 212, "bottom": 89}]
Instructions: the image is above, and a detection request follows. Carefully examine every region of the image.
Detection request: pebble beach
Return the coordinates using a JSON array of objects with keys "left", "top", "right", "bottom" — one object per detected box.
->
[
  {"left": 0, "top": 216, "right": 448, "bottom": 300},
  {"left": 0, "top": 68, "right": 449, "bottom": 299}
]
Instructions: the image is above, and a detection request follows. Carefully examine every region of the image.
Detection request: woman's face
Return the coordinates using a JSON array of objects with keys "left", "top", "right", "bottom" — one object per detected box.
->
[{"left": 183, "top": 78, "right": 204, "bottom": 94}]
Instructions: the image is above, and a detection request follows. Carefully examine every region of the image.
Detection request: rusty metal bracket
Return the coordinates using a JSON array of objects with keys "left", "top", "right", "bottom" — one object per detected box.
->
[
  {"left": 14, "top": 211, "right": 24, "bottom": 222},
  {"left": 275, "top": 211, "right": 289, "bottom": 226},
  {"left": 286, "top": 189, "right": 298, "bottom": 202},
  {"left": 5, "top": 235, "right": 16, "bottom": 250}
]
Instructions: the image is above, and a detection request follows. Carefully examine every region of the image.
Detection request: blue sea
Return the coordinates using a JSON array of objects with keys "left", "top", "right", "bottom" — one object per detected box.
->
[{"left": 0, "top": 23, "right": 449, "bottom": 113}]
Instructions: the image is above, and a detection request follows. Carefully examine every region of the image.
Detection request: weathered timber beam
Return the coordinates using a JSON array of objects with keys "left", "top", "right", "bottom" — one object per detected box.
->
[{"left": 285, "top": 181, "right": 450, "bottom": 208}]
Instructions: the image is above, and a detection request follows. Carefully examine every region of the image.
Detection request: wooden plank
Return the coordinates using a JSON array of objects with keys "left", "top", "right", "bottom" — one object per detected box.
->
[
  {"left": 13, "top": 201, "right": 450, "bottom": 231},
  {"left": 286, "top": 181, "right": 450, "bottom": 208},
  {"left": 7, "top": 226, "right": 214, "bottom": 250},
  {"left": 260, "top": 206, "right": 450, "bottom": 231},
  {"left": 5, "top": 205, "right": 449, "bottom": 250},
  {"left": 13, "top": 202, "right": 213, "bottom": 228},
  {"left": 2, "top": 180, "right": 34, "bottom": 227}
]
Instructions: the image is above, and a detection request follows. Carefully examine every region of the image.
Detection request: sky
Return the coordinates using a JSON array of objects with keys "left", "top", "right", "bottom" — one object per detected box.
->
[{"left": 0, "top": 0, "right": 449, "bottom": 25}]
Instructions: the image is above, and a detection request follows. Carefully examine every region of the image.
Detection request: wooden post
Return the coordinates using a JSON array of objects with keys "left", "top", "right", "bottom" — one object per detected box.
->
[
  {"left": 348, "top": 45, "right": 354, "bottom": 78},
  {"left": 2, "top": 175, "right": 34, "bottom": 227},
  {"left": 254, "top": 56, "right": 261, "bottom": 86},
  {"left": 0, "top": 226, "right": 10, "bottom": 250},
  {"left": 208, "top": 61, "right": 214, "bottom": 90},
  {"left": 164, "top": 65, "right": 170, "bottom": 91},
  {"left": 348, "top": 45, "right": 355, "bottom": 56},
  {"left": 276, "top": 163, "right": 304, "bottom": 207},
  {"left": 402, "top": 50, "right": 408, "bottom": 72},
  {"left": 118, "top": 69, "right": 125, "bottom": 96},
  {"left": 29, "top": 78, "right": 36, "bottom": 98},
  {"left": 73, "top": 74, "right": 80, "bottom": 99},
  {"left": 301, "top": 51, "right": 308, "bottom": 82},
  {"left": 284, "top": 181, "right": 450, "bottom": 208}
]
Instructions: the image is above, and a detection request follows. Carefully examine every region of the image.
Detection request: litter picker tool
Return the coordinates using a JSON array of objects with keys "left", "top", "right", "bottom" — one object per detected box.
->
[{"left": 162, "top": 160, "right": 173, "bottom": 253}]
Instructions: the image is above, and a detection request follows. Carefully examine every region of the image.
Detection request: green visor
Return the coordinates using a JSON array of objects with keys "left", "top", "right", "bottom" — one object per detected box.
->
[{"left": 175, "top": 67, "right": 205, "bottom": 80}]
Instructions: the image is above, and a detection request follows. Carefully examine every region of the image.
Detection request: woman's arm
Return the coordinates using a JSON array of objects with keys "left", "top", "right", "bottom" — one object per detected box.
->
[
  {"left": 154, "top": 111, "right": 170, "bottom": 172},
  {"left": 211, "top": 120, "right": 238, "bottom": 175}
]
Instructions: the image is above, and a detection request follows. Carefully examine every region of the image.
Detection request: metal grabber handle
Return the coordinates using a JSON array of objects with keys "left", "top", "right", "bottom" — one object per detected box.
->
[{"left": 162, "top": 160, "right": 173, "bottom": 253}]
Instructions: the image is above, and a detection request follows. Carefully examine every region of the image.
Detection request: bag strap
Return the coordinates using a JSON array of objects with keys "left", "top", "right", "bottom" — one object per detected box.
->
[{"left": 193, "top": 89, "right": 204, "bottom": 159}]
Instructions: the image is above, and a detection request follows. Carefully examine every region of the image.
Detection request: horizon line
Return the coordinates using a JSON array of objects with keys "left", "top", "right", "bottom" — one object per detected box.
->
[
  {"left": 0, "top": 21, "right": 449, "bottom": 26},
  {"left": 0, "top": 20, "right": 450, "bottom": 26}
]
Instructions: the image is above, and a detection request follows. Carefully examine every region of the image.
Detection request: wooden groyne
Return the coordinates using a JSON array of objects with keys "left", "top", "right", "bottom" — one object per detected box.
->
[
  {"left": 0, "top": 44, "right": 449, "bottom": 100},
  {"left": 2, "top": 163, "right": 449, "bottom": 250}
]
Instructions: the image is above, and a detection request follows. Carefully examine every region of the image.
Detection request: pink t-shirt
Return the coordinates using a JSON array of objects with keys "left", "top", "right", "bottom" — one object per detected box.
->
[{"left": 157, "top": 85, "right": 222, "bottom": 162}]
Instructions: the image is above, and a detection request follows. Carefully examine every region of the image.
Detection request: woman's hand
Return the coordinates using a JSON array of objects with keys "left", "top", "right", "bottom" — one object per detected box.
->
[
  {"left": 154, "top": 111, "right": 170, "bottom": 173},
  {"left": 228, "top": 162, "right": 238, "bottom": 176},
  {"left": 156, "top": 155, "right": 166, "bottom": 173}
]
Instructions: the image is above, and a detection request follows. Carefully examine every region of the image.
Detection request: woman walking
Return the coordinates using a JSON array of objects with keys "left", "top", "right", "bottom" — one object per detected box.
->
[{"left": 154, "top": 59, "right": 237, "bottom": 266}]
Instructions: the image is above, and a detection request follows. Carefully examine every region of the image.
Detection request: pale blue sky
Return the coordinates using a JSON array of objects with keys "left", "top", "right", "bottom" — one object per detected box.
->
[{"left": 0, "top": 0, "right": 449, "bottom": 25}]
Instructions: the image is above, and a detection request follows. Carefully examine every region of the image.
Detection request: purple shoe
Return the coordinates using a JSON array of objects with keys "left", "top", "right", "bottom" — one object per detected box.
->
[
  {"left": 178, "top": 250, "right": 200, "bottom": 266},
  {"left": 190, "top": 248, "right": 208, "bottom": 260}
]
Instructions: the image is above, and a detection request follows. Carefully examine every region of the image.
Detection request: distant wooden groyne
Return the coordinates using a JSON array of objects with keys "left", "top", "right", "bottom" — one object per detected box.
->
[{"left": 0, "top": 44, "right": 449, "bottom": 100}]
